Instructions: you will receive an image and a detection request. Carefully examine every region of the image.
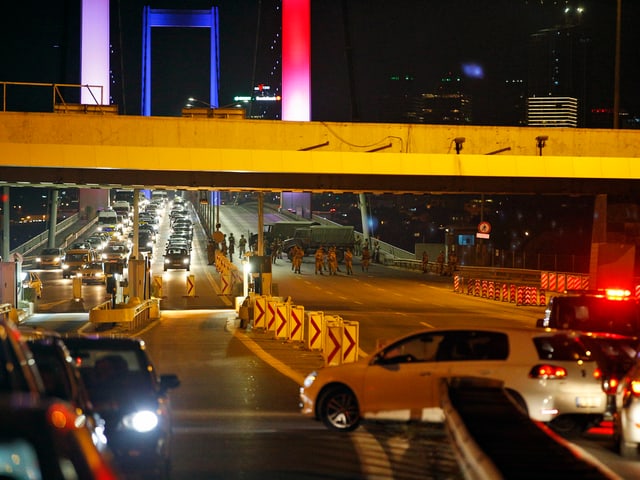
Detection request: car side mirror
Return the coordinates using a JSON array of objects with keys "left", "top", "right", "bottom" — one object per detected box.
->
[{"left": 160, "top": 374, "right": 180, "bottom": 393}]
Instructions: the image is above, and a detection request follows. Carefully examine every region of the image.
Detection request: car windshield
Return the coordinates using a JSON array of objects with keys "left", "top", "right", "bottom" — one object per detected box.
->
[
  {"left": 72, "top": 348, "right": 153, "bottom": 396},
  {"left": 41, "top": 248, "right": 60, "bottom": 255}
]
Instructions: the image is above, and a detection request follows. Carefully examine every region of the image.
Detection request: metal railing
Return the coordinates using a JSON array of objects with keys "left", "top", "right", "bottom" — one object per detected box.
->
[{"left": 1, "top": 81, "right": 106, "bottom": 113}]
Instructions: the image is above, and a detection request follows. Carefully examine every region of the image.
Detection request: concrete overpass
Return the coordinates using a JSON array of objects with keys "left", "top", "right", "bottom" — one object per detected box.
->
[{"left": 0, "top": 111, "right": 639, "bottom": 195}]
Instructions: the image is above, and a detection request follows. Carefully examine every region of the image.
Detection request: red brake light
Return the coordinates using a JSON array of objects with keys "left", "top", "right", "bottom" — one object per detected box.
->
[
  {"left": 593, "top": 367, "right": 603, "bottom": 380},
  {"left": 631, "top": 380, "right": 640, "bottom": 396},
  {"left": 606, "top": 377, "right": 620, "bottom": 395},
  {"left": 605, "top": 288, "right": 631, "bottom": 300},
  {"left": 530, "top": 364, "right": 568, "bottom": 379}
]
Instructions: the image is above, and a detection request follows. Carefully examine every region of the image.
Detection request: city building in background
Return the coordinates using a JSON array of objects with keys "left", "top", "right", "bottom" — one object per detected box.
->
[{"left": 405, "top": 73, "right": 472, "bottom": 125}]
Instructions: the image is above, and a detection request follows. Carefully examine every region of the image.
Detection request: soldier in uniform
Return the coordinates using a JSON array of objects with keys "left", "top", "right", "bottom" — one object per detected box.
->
[
  {"left": 361, "top": 246, "right": 371, "bottom": 272},
  {"left": 344, "top": 247, "right": 354, "bottom": 275},
  {"left": 315, "top": 246, "right": 325, "bottom": 275}
]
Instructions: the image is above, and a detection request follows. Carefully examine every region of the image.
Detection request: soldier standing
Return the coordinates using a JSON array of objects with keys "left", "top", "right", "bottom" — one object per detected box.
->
[
  {"left": 344, "top": 247, "right": 354, "bottom": 275},
  {"left": 315, "top": 246, "right": 325, "bottom": 275},
  {"left": 238, "top": 234, "right": 247, "bottom": 257},
  {"left": 328, "top": 247, "right": 338, "bottom": 275},
  {"left": 361, "top": 246, "right": 371, "bottom": 272},
  {"left": 422, "top": 251, "right": 429, "bottom": 273},
  {"left": 293, "top": 245, "right": 304, "bottom": 274}
]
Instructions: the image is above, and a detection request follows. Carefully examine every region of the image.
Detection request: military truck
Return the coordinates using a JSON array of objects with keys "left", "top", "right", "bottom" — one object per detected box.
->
[
  {"left": 250, "top": 220, "right": 319, "bottom": 249},
  {"left": 282, "top": 225, "right": 355, "bottom": 262}
]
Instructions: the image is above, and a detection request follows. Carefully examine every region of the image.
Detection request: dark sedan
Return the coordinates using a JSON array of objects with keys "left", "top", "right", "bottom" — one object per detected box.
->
[
  {"left": 163, "top": 247, "right": 190, "bottom": 271},
  {"left": 63, "top": 336, "right": 180, "bottom": 479}
]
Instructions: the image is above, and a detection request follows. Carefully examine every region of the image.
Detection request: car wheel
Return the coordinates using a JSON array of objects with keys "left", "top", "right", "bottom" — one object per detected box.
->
[
  {"left": 618, "top": 428, "right": 640, "bottom": 458},
  {"left": 318, "top": 386, "right": 360, "bottom": 432},
  {"left": 549, "top": 415, "right": 586, "bottom": 438}
]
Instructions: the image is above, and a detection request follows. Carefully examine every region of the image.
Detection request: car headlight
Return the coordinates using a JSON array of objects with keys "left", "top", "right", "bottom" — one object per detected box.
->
[
  {"left": 36, "top": 257, "right": 42, "bottom": 263},
  {"left": 183, "top": 258, "right": 189, "bottom": 264},
  {"left": 122, "top": 410, "right": 159, "bottom": 433},
  {"left": 164, "top": 258, "right": 170, "bottom": 264},
  {"left": 303, "top": 372, "right": 318, "bottom": 389}
]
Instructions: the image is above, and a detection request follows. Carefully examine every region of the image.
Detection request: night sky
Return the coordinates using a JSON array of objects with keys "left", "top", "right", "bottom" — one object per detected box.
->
[{"left": 1, "top": 0, "right": 638, "bottom": 122}]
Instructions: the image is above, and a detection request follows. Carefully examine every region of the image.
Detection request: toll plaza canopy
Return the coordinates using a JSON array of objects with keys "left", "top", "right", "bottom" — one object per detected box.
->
[{"left": 0, "top": 111, "right": 639, "bottom": 195}]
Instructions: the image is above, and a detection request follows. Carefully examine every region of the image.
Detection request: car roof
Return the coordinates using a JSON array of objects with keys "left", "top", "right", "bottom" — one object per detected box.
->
[{"left": 62, "top": 335, "right": 146, "bottom": 349}]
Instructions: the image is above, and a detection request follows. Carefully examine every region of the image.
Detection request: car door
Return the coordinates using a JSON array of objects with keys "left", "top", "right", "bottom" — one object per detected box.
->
[{"left": 361, "top": 332, "right": 447, "bottom": 422}]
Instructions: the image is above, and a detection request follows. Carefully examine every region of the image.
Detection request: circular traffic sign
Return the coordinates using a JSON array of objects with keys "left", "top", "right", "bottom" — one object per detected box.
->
[{"left": 478, "top": 221, "right": 491, "bottom": 234}]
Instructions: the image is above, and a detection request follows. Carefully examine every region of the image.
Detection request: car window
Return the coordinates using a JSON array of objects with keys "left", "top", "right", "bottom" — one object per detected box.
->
[
  {"left": 0, "top": 438, "right": 41, "bottom": 479},
  {"left": 434, "top": 331, "right": 509, "bottom": 361},
  {"left": 533, "top": 335, "right": 595, "bottom": 362},
  {"left": 378, "top": 331, "right": 509, "bottom": 363}
]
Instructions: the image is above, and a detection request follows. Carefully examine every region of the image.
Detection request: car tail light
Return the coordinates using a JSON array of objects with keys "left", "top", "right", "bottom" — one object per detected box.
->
[
  {"left": 603, "top": 376, "right": 620, "bottom": 395},
  {"left": 529, "top": 364, "right": 568, "bottom": 379},
  {"left": 630, "top": 380, "right": 640, "bottom": 396}
]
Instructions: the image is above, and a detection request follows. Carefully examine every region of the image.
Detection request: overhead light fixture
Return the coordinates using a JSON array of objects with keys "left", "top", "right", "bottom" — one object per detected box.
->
[{"left": 536, "top": 135, "right": 548, "bottom": 156}]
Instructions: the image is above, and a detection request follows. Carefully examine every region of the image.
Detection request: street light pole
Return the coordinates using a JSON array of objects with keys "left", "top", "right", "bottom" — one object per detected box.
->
[{"left": 613, "top": 0, "right": 621, "bottom": 129}]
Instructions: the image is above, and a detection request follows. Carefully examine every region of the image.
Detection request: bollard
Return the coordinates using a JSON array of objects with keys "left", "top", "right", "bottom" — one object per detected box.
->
[
  {"left": 305, "top": 311, "right": 325, "bottom": 351},
  {"left": 323, "top": 315, "right": 344, "bottom": 366},
  {"left": 186, "top": 274, "right": 195, "bottom": 297},
  {"left": 221, "top": 271, "right": 231, "bottom": 295},
  {"left": 72, "top": 276, "right": 82, "bottom": 300},
  {"left": 288, "top": 305, "right": 304, "bottom": 342},
  {"left": 342, "top": 321, "right": 359, "bottom": 363},
  {"left": 253, "top": 295, "right": 267, "bottom": 330},
  {"left": 275, "top": 302, "right": 290, "bottom": 339}
]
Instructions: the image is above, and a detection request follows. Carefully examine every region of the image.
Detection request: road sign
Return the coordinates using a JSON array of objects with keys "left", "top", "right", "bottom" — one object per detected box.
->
[
  {"left": 186, "top": 275, "right": 195, "bottom": 297},
  {"left": 478, "top": 221, "right": 491, "bottom": 234}
]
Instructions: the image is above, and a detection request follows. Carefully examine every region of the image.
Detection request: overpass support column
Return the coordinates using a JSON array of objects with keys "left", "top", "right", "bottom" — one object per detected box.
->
[
  {"left": 47, "top": 189, "right": 59, "bottom": 249},
  {"left": 1, "top": 187, "right": 9, "bottom": 260},
  {"left": 359, "top": 193, "right": 371, "bottom": 248}
]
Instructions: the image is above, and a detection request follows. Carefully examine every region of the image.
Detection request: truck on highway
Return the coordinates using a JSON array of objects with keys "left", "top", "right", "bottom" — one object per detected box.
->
[
  {"left": 282, "top": 225, "right": 355, "bottom": 262},
  {"left": 250, "top": 220, "right": 319, "bottom": 249}
]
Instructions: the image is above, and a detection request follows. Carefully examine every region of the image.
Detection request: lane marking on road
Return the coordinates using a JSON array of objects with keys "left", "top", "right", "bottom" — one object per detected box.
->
[{"left": 233, "top": 330, "right": 305, "bottom": 386}]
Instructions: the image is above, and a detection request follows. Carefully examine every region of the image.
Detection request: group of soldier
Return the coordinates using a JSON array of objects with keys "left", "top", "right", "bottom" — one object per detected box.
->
[{"left": 214, "top": 231, "right": 375, "bottom": 277}]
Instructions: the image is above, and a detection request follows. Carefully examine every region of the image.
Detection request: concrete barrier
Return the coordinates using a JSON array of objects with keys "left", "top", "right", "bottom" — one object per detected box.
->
[{"left": 89, "top": 297, "right": 160, "bottom": 331}]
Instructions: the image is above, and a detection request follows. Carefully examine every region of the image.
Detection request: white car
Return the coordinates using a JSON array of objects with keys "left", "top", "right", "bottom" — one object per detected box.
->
[
  {"left": 300, "top": 326, "right": 607, "bottom": 435},
  {"left": 614, "top": 359, "right": 640, "bottom": 457}
]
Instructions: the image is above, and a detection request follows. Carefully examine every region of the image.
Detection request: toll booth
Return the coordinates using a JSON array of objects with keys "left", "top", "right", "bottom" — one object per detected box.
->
[{"left": 249, "top": 255, "right": 272, "bottom": 296}]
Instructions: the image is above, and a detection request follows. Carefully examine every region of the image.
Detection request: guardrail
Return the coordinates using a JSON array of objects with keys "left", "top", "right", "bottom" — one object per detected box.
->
[
  {"left": 12, "top": 215, "right": 98, "bottom": 263},
  {"left": 1, "top": 81, "right": 106, "bottom": 112}
]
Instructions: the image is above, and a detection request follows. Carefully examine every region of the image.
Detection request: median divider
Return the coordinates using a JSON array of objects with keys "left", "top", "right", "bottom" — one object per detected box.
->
[
  {"left": 454, "top": 274, "right": 548, "bottom": 306},
  {"left": 237, "top": 293, "right": 360, "bottom": 366}
]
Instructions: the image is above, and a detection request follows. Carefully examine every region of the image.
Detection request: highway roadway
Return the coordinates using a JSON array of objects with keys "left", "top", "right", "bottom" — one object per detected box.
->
[{"left": 22, "top": 201, "right": 640, "bottom": 479}]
